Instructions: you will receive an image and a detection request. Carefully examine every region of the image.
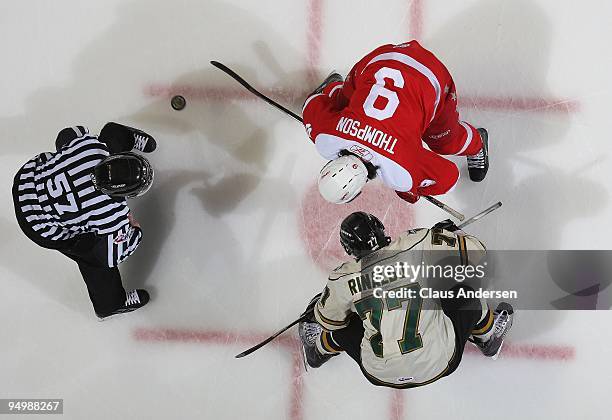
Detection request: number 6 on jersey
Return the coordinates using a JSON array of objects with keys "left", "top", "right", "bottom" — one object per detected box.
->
[{"left": 362, "top": 67, "right": 404, "bottom": 121}]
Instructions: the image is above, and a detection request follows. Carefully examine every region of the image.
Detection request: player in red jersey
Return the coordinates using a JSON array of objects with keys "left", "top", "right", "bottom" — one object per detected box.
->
[{"left": 302, "top": 41, "right": 488, "bottom": 204}]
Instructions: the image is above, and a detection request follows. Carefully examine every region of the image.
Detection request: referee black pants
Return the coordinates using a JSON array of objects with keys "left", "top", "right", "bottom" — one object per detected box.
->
[
  {"left": 16, "top": 217, "right": 126, "bottom": 316},
  {"left": 59, "top": 234, "right": 127, "bottom": 317},
  {"left": 14, "top": 179, "right": 126, "bottom": 317},
  {"left": 330, "top": 284, "right": 482, "bottom": 388}
]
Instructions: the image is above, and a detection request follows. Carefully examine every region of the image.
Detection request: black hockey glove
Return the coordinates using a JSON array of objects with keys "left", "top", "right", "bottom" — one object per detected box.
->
[
  {"left": 432, "top": 219, "right": 460, "bottom": 232},
  {"left": 301, "top": 293, "right": 322, "bottom": 322},
  {"left": 309, "top": 72, "right": 344, "bottom": 97}
]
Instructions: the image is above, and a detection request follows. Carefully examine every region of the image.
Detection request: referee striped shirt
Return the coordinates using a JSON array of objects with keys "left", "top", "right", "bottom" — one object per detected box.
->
[{"left": 13, "top": 126, "right": 142, "bottom": 267}]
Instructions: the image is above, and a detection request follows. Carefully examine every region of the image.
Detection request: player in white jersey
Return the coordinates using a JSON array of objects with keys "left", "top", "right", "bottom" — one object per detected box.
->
[{"left": 299, "top": 212, "right": 513, "bottom": 388}]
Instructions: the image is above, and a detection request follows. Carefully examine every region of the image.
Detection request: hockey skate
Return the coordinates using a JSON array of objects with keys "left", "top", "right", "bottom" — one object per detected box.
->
[
  {"left": 308, "top": 72, "right": 344, "bottom": 97},
  {"left": 132, "top": 132, "right": 157, "bottom": 153},
  {"left": 298, "top": 294, "right": 338, "bottom": 368},
  {"left": 467, "top": 128, "right": 489, "bottom": 182},
  {"left": 99, "top": 122, "right": 157, "bottom": 153},
  {"left": 97, "top": 289, "right": 150, "bottom": 320},
  {"left": 472, "top": 302, "right": 514, "bottom": 360},
  {"left": 298, "top": 320, "right": 338, "bottom": 368}
]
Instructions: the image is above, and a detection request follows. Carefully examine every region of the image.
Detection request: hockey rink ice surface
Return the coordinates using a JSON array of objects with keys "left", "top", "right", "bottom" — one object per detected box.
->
[{"left": 1, "top": 0, "right": 611, "bottom": 419}]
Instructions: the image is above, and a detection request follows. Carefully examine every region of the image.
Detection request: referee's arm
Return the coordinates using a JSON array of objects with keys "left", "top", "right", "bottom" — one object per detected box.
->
[{"left": 92, "top": 224, "right": 143, "bottom": 267}]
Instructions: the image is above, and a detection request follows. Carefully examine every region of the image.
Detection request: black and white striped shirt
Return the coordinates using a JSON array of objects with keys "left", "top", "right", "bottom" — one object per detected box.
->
[{"left": 13, "top": 126, "right": 142, "bottom": 267}]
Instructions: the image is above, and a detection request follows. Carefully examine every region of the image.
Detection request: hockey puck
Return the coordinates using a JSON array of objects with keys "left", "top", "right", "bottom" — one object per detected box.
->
[{"left": 171, "top": 95, "right": 186, "bottom": 110}]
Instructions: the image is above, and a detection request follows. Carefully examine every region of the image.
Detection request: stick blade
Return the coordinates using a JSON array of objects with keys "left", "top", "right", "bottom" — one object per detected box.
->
[
  {"left": 457, "top": 201, "right": 503, "bottom": 229},
  {"left": 210, "top": 60, "right": 225, "bottom": 69},
  {"left": 210, "top": 60, "right": 235, "bottom": 75},
  {"left": 234, "top": 343, "right": 262, "bottom": 359}
]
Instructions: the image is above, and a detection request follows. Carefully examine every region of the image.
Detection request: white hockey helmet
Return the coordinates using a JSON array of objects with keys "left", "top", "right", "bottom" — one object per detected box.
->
[{"left": 318, "top": 155, "right": 369, "bottom": 204}]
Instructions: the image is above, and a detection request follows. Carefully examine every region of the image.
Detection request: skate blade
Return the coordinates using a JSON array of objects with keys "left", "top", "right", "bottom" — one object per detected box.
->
[
  {"left": 299, "top": 343, "right": 309, "bottom": 372},
  {"left": 96, "top": 308, "right": 138, "bottom": 322},
  {"left": 491, "top": 341, "right": 505, "bottom": 360},
  {"left": 97, "top": 312, "right": 127, "bottom": 322}
]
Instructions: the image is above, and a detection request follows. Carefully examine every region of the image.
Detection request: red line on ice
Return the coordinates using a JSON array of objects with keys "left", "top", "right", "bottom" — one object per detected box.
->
[
  {"left": 464, "top": 341, "right": 576, "bottom": 361},
  {"left": 134, "top": 328, "right": 303, "bottom": 420},
  {"left": 143, "top": 83, "right": 305, "bottom": 104},
  {"left": 133, "top": 327, "right": 575, "bottom": 420},
  {"left": 409, "top": 0, "right": 424, "bottom": 39},
  {"left": 144, "top": 84, "right": 578, "bottom": 114},
  {"left": 132, "top": 327, "right": 298, "bottom": 349},
  {"left": 307, "top": 0, "right": 324, "bottom": 84},
  {"left": 389, "top": 389, "right": 405, "bottom": 420},
  {"left": 132, "top": 328, "right": 576, "bottom": 362},
  {"left": 290, "top": 345, "right": 305, "bottom": 420},
  {"left": 463, "top": 95, "right": 581, "bottom": 113},
  {"left": 133, "top": 327, "right": 574, "bottom": 420}
]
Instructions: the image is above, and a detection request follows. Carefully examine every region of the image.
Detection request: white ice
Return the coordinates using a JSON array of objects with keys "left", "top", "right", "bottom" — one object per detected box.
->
[{"left": 1, "top": 0, "right": 611, "bottom": 419}]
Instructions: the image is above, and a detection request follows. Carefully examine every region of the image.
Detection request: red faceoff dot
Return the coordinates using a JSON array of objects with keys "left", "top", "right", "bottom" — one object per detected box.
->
[{"left": 299, "top": 182, "right": 416, "bottom": 271}]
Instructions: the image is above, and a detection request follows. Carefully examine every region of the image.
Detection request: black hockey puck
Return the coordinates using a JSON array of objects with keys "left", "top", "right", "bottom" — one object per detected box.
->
[{"left": 171, "top": 95, "right": 186, "bottom": 110}]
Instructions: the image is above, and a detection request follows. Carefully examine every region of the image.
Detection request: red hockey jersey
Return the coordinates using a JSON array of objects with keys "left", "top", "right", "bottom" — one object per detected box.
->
[{"left": 303, "top": 41, "right": 461, "bottom": 196}]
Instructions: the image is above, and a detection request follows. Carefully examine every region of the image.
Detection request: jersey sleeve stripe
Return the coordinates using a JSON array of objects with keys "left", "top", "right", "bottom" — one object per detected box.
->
[
  {"left": 50, "top": 228, "right": 76, "bottom": 241},
  {"left": 20, "top": 204, "right": 43, "bottom": 213},
  {"left": 18, "top": 194, "right": 38, "bottom": 202},
  {"left": 94, "top": 217, "right": 130, "bottom": 233},
  {"left": 80, "top": 195, "right": 110, "bottom": 208},
  {"left": 471, "top": 310, "right": 494, "bottom": 334},
  {"left": 315, "top": 306, "right": 350, "bottom": 327},
  {"left": 73, "top": 175, "right": 91, "bottom": 186},
  {"left": 321, "top": 331, "right": 342, "bottom": 352},
  {"left": 107, "top": 234, "right": 114, "bottom": 267},
  {"left": 302, "top": 93, "right": 325, "bottom": 113},
  {"left": 118, "top": 229, "right": 142, "bottom": 264},
  {"left": 77, "top": 186, "right": 97, "bottom": 198},
  {"left": 18, "top": 182, "right": 35, "bottom": 191},
  {"left": 328, "top": 84, "right": 343, "bottom": 98},
  {"left": 86, "top": 207, "right": 129, "bottom": 227},
  {"left": 66, "top": 156, "right": 103, "bottom": 176},
  {"left": 40, "top": 139, "right": 103, "bottom": 171},
  {"left": 40, "top": 226, "right": 59, "bottom": 238},
  {"left": 453, "top": 121, "right": 474, "bottom": 155},
  {"left": 35, "top": 149, "right": 104, "bottom": 180}
]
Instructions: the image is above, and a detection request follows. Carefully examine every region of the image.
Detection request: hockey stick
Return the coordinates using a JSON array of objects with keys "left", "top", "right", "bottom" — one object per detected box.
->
[
  {"left": 210, "top": 61, "right": 304, "bottom": 122},
  {"left": 210, "top": 60, "right": 465, "bottom": 220},
  {"left": 235, "top": 314, "right": 310, "bottom": 358},
  {"left": 423, "top": 196, "right": 465, "bottom": 221},
  {"left": 457, "top": 201, "right": 502, "bottom": 229}
]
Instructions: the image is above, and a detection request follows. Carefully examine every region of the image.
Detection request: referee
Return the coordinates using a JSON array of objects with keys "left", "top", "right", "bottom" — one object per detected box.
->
[{"left": 13, "top": 123, "right": 156, "bottom": 319}]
